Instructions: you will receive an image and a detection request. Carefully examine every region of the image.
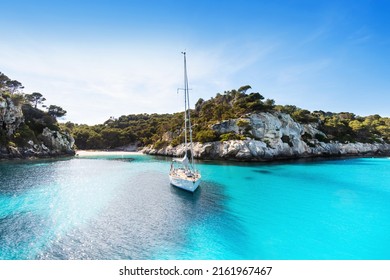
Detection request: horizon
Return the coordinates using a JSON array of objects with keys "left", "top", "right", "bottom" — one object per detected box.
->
[{"left": 1, "top": 0, "right": 389, "bottom": 125}]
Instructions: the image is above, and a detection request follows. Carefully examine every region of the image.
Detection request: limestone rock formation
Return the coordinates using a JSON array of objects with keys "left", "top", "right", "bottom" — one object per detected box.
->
[
  {"left": 143, "top": 111, "right": 390, "bottom": 161},
  {"left": 0, "top": 94, "right": 75, "bottom": 159},
  {"left": 40, "top": 127, "right": 75, "bottom": 156},
  {"left": 0, "top": 95, "right": 24, "bottom": 136}
]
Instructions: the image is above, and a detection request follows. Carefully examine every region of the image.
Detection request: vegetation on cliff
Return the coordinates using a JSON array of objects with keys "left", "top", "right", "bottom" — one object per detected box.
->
[
  {"left": 2, "top": 70, "right": 388, "bottom": 152},
  {"left": 0, "top": 71, "right": 72, "bottom": 157},
  {"left": 62, "top": 85, "right": 389, "bottom": 150}
]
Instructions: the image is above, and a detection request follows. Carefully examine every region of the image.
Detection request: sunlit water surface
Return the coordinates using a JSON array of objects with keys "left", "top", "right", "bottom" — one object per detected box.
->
[{"left": 0, "top": 155, "right": 389, "bottom": 259}]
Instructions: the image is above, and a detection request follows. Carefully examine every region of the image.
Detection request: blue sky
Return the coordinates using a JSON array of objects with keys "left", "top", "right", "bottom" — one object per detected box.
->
[{"left": 1, "top": 0, "right": 389, "bottom": 124}]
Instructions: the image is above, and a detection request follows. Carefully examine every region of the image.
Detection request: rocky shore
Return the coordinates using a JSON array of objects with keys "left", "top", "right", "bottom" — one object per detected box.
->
[
  {"left": 0, "top": 94, "right": 75, "bottom": 159},
  {"left": 0, "top": 127, "right": 75, "bottom": 159},
  {"left": 143, "top": 112, "right": 390, "bottom": 161},
  {"left": 143, "top": 139, "right": 390, "bottom": 161}
]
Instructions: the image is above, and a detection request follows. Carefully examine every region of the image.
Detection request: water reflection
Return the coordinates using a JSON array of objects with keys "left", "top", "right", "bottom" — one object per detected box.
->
[{"left": 7, "top": 158, "right": 247, "bottom": 259}]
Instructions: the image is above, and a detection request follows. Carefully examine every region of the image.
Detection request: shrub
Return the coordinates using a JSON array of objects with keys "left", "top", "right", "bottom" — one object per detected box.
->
[
  {"left": 154, "top": 140, "right": 168, "bottom": 150},
  {"left": 315, "top": 133, "right": 329, "bottom": 143},
  {"left": 281, "top": 135, "right": 293, "bottom": 147},
  {"left": 194, "top": 129, "right": 217, "bottom": 143},
  {"left": 301, "top": 132, "right": 316, "bottom": 147},
  {"left": 10, "top": 94, "right": 25, "bottom": 106},
  {"left": 236, "top": 119, "right": 250, "bottom": 127},
  {"left": 11, "top": 123, "right": 37, "bottom": 146},
  {"left": 291, "top": 109, "right": 318, "bottom": 123},
  {"left": 301, "top": 132, "right": 312, "bottom": 142},
  {"left": 236, "top": 119, "right": 251, "bottom": 135},
  {"left": 171, "top": 136, "right": 182, "bottom": 147},
  {"left": 220, "top": 133, "right": 245, "bottom": 141},
  {"left": 8, "top": 141, "right": 17, "bottom": 147}
]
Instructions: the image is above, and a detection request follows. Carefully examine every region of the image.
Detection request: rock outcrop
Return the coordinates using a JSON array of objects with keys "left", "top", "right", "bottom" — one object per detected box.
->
[
  {"left": 0, "top": 95, "right": 24, "bottom": 136},
  {"left": 143, "top": 112, "right": 390, "bottom": 161},
  {"left": 0, "top": 94, "right": 75, "bottom": 159}
]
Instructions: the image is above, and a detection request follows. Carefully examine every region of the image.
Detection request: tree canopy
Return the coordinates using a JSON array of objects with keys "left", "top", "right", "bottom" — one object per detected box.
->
[
  {"left": 0, "top": 72, "right": 24, "bottom": 93},
  {"left": 47, "top": 105, "right": 67, "bottom": 118},
  {"left": 1, "top": 71, "right": 69, "bottom": 148},
  {"left": 1, "top": 71, "right": 388, "bottom": 151},
  {"left": 63, "top": 86, "right": 389, "bottom": 150},
  {"left": 25, "top": 92, "right": 46, "bottom": 108}
]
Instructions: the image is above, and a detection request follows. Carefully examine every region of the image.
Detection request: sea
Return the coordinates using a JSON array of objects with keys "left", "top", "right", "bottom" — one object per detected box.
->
[{"left": 0, "top": 154, "right": 389, "bottom": 260}]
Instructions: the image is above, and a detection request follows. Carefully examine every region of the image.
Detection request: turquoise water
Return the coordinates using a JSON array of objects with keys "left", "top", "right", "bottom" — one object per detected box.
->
[{"left": 0, "top": 155, "right": 389, "bottom": 260}]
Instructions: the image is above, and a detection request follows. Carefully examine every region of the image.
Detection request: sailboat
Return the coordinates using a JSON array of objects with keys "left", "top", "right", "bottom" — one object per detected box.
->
[{"left": 169, "top": 52, "right": 201, "bottom": 192}]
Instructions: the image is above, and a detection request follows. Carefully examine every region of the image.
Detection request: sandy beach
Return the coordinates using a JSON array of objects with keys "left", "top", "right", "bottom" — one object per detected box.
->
[{"left": 75, "top": 150, "right": 144, "bottom": 157}]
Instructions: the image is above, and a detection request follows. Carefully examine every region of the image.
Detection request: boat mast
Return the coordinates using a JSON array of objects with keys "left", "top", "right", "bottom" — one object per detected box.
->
[
  {"left": 182, "top": 51, "right": 195, "bottom": 170},
  {"left": 182, "top": 52, "right": 188, "bottom": 162}
]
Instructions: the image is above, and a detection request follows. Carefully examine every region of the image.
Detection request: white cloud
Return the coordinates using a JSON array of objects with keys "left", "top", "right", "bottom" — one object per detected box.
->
[{"left": 1, "top": 36, "right": 280, "bottom": 124}]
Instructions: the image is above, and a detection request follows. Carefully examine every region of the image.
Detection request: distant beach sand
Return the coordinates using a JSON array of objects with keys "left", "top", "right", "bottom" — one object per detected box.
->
[{"left": 75, "top": 150, "right": 143, "bottom": 157}]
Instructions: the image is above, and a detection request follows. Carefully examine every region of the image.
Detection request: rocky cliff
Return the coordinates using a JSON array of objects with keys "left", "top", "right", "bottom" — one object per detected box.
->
[
  {"left": 0, "top": 94, "right": 24, "bottom": 136},
  {"left": 0, "top": 94, "right": 75, "bottom": 159},
  {"left": 143, "top": 112, "right": 390, "bottom": 161}
]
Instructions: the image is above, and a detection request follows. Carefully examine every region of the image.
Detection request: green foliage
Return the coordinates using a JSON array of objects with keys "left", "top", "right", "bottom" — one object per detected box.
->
[
  {"left": 22, "top": 104, "right": 58, "bottom": 133},
  {"left": 281, "top": 135, "right": 293, "bottom": 147},
  {"left": 0, "top": 73, "right": 72, "bottom": 155},
  {"left": 194, "top": 129, "right": 218, "bottom": 143},
  {"left": 236, "top": 119, "right": 251, "bottom": 135},
  {"left": 154, "top": 140, "right": 168, "bottom": 150},
  {"left": 71, "top": 125, "right": 92, "bottom": 149},
  {"left": 47, "top": 105, "right": 66, "bottom": 118},
  {"left": 10, "top": 94, "right": 25, "bottom": 106},
  {"left": 301, "top": 132, "right": 312, "bottom": 142},
  {"left": 8, "top": 141, "right": 17, "bottom": 147},
  {"left": 236, "top": 119, "right": 250, "bottom": 127},
  {"left": 70, "top": 113, "right": 176, "bottom": 149},
  {"left": 301, "top": 132, "right": 318, "bottom": 147},
  {"left": 171, "top": 136, "right": 182, "bottom": 147},
  {"left": 11, "top": 123, "right": 37, "bottom": 146},
  {"left": 48, "top": 84, "right": 388, "bottom": 149},
  {"left": 275, "top": 105, "right": 319, "bottom": 123},
  {"left": 86, "top": 130, "right": 104, "bottom": 149},
  {"left": 376, "top": 124, "right": 390, "bottom": 143},
  {"left": 316, "top": 112, "right": 390, "bottom": 143},
  {"left": 0, "top": 129, "right": 7, "bottom": 146},
  {"left": 0, "top": 72, "right": 23, "bottom": 94},
  {"left": 194, "top": 86, "right": 272, "bottom": 124},
  {"left": 25, "top": 92, "right": 46, "bottom": 108},
  {"left": 314, "top": 133, "right": 329, "bottom": 143},
  {"left": 321, "top": 115, "right": 354, "bottom": 142},
  {"left": 0, "top": 87, "right": 65, "bottom": 140},
  {"left": 238, "top": 85, "right": 252, "bottom": 93},
  {"left": 291, "top": 109, "right": 318, "bottom": 123},
  {"left": 220, "top": 133, "right": 246, "bottom": 141}
]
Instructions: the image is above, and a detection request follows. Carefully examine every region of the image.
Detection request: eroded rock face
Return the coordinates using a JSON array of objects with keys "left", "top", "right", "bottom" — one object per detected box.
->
[
  {"left": 0, "top": 95, "right": 75, "bottom": 159},
  {"left": 0, "top": 96, "right": 24, "bottom": 136},
  {"left": 145, "top": 140, "right": 390, "bottom": 161},
  {"left": 40, "top": 127, "right": 75, "bottom": 156},
  {"left": 143, "top": 112, "right": 390, "bottom": 161}
]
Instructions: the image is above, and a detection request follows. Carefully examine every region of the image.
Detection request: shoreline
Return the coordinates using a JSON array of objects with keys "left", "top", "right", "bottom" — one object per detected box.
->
[
  {"left": 75, "top": 150, "right": 144, "bottom": 157},
  {"left": 143, "top": 139, "right": 390, "bottom": 162},
  {"left": 2, "top": 146, "right": 389, "bottom": 162},
  {"left": 1, "top": 149, "right": 388, "bottom": 164}
]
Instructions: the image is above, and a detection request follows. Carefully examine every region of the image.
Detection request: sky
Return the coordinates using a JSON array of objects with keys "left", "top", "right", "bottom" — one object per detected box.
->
[{"left": 1, "top": 0, "right": 389, "bottom": 124}]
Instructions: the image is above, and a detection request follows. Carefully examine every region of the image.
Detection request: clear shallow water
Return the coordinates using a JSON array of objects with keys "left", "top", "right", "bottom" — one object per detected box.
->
[{"left": 0, "top": 155, "right": 389, "bottom": 260}]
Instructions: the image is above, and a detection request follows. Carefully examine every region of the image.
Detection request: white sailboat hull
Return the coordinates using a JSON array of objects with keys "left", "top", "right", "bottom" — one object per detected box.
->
[{"left": 169, "top": 172, "right": 201, "bottom": 192}]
